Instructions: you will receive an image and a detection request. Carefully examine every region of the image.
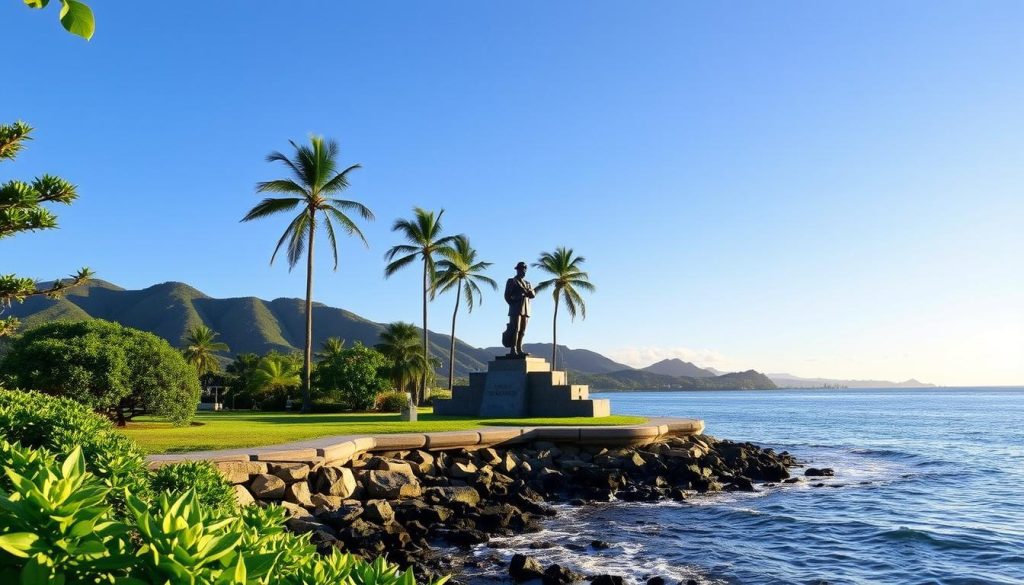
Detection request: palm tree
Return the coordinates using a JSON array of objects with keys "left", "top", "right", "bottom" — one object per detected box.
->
[
  {"left": 182, "top": 324, "right": 230, "bottom": 378},
  {"left": 251, "top": 354, "right": 302, "bottom": 407},
  {"left": 316, "top": 337, "right": 346, "bottom": 361},
  {"left": 241, "top": 135, "right": 373, "bottom": 414},
  {"left": 383, "top": 208, "right": 460, "bottom": 404},
  {"left": 534, "top": 247, "right": 596, "bottom": 369},
  {"left": 376, "top": 322, "right": 439, "bottom": 397},
  {"left": 435, "top": 236, "right": 496, "bottom": 390}
]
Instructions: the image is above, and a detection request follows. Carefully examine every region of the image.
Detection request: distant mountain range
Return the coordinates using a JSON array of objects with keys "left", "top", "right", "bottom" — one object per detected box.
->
[
  {"left": 767, "top": 373, "right": 936, "bottom": 388},
  {"left": 5, "top": 279, "right": 928, "bottom": 390},
  {"left": 641, "top": 358, "right": 716, "bottom": 378}
]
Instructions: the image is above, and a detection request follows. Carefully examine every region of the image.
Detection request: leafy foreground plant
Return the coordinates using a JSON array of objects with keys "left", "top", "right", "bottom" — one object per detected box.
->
[{"left": 0, "top": 439, "right": 449, "bottom": 585}]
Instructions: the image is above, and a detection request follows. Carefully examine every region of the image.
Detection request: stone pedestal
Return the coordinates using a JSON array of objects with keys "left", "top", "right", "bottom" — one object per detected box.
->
[{"left": 433, "top": 356, "right": 610, "bottom": 418}]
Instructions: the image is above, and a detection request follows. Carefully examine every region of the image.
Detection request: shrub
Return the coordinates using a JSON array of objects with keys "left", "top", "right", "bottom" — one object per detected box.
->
[
  {"left": 0, "top": 319, "right": 200, "bottom": 425},
  {"left": 0, "top": 388, "right": 150, "bottom": 501},
  {"left": 0, "top": 438, "right": 448, "bottom": 585},
  {"left": 313, "top": 342, "right": 391, "bottom": 411},
  {"left": 424, "top": 388, "right": 452, "bottom": 405},
  {"left": 150, "top": 460, "right": 237, "bottom": 515},
  {"left": 374, "top": 390, "right": 410, "bottom": 413}
]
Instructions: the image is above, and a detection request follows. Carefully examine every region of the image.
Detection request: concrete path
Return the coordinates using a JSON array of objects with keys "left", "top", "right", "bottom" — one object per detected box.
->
[{"left": 145, "top": 417, "right": 704, "bottom": 469}]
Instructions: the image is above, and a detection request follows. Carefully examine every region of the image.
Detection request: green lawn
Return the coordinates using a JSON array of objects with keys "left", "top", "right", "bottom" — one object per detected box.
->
[{"left": 121, "top": 409, "right": 647, "bottom": 454}]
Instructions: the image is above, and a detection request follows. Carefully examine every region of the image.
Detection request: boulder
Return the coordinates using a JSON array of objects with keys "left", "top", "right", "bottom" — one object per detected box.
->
[
  {"left": 285, "top": 481, "right": 315, "bottom": 507},
  {"left": 250, "top": 474, "right": 287, "bottom": 500},
  {"left": 313, "top": 467, "right": 358, "bottom": 498},
  {"left": 509, "top": 554, "right": 545, "bottom": 581},
  {"left": 590, "top": 576, "right": 624, "bottom": 585},
  {"left": 310, "top": 493, "right": 346, "bottom": 510},
  {"left": 425, "top": 486, "right": 481, "bottom": 507},
  {"left": 362, "top": 500, "right": 395, "bottom": 525},
  {"left": 590, "top": 540, "right": 610, "bottom": 549},
  {"left": 216, "top": 461, "right": 268, "bottom": 484},
  {"left": 545, "top": 564, "right": 585, "bottom": 584},
  {"left": 369, "top": 457, "right": 417, "bottom": 477},
  {"left": 285, "top": 516, "right": 334, "bottom": 536},
  {"left": 317, "top": 503, "right": 364, "bottom": 529},
  {"left": 232, "top": 484, "right": 255, "bottom": 506},
  {"left": 407, "top": 450, "right": 436, "bottom": 474},
  {"left": 269, "top": 463, "right": 310, "bottom": 482},
  {"left": 646, "top": 578, "right": 666, "bottom": 585},
  {"left": 477, "top": 448, "right": 503, "bottom": 466},
  {"left": 805, "top": 468, "right": 835, "bottom": 477},
  {"left": 366, "top": 470, "right": 422, "bottom": 499},
  {"left": 279, "top": 501, "right": 313, "bottom": 519},
  {"left": 449, "top": 461, "right": 479, "bottom": 479}
]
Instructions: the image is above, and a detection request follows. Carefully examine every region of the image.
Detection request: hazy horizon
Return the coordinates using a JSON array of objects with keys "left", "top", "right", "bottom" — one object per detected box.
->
[{"left": 4, "top": 2, "right": 1022, "bottom": 386}]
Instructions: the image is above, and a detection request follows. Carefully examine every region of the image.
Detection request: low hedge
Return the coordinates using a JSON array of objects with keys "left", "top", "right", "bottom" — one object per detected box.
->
[{"left": 0, "top": 388, "right": 447, "bottom": 584}]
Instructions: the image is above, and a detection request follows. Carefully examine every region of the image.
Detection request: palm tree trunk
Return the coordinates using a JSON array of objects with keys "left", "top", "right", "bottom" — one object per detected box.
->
[
  {"left": 420, "top": 257, "right": 429, "bottom": 406},
  {"left": 552, "top": 289, "right": 560, "bottom": 368},
  {"left": 448, "top": 281, "right": 461, "bottom": 391},
  {"left": 302, "top": 209, "right": 315, "bottom": 414}
]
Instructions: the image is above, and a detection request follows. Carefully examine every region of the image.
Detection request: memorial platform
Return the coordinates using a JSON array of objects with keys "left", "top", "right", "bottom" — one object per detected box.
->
[{"left": 433, "top": 356, "right": 610, "bottom": 418}]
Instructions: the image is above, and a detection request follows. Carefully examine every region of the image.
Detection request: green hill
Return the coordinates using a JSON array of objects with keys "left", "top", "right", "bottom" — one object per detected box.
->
[
  {"left": 8, "top": 280, "right": 493, "bottom": 378},
  {"left": 574, "top": 368, "right": 777, "bottom": 391}
]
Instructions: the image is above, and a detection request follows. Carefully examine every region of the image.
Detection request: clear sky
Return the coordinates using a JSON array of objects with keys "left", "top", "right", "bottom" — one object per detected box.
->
[{"left": 4, "top": 2, "right": 1022, "bottom": 386}]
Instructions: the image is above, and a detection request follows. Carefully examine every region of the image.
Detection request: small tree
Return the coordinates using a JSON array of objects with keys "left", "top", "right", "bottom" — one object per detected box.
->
[
  {"left": 311, "top": 342, "right": 390, "bottom": 411},
  {"left": 250, "top": 353, "right": 302, "bottom": 409},
  {"left": 375, "top": 322, "right": 440, "bottom": 397},
  {"left": 181, "top": 324, "right": 229, "bottom": 378},
  {"left": 0, "top": 319, "right": 200, "bottom": 425},
  {"left": 0, "top": 121, "right": 92, "bottom": 336}
]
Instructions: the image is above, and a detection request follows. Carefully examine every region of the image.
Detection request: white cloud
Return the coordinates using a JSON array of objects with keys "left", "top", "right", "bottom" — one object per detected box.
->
[{"left": 605, "top": 346, "right": 741, "bottom": 371}]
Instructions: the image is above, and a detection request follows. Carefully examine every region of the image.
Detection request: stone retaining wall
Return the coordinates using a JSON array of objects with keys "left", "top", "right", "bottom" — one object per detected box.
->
[{"left": 146, "top": 418, "right": 705, "bottom": 470}]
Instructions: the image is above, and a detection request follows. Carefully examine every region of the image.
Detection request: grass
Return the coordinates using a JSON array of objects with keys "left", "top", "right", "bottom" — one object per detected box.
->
[{"left": 121, "top": 409, "right": 647, "bottom": 454}]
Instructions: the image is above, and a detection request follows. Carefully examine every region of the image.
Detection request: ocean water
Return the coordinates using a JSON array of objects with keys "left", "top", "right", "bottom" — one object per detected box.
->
[{"left": 467, "top": 388, "right": 1024, "bottom": 585}]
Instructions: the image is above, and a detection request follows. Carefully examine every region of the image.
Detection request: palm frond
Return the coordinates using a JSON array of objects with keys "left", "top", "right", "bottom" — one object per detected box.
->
[
  {"left": 384, "top": 252, "right": 418, "bottom": 277},
  {"left": 241, "top": 198, "right": 303, "bottom": 222},
  {"left": 323, "top": 206, "right": 370, "bottom": 248},
  {"left": 321, "top": 164, "right": 361, "bottom": 194},
  {"left": 269, "top": 210, "right": 306, "bottom": 266},
  {"left": 255, "top": 179, "right": 308, "bottom": 196},
  {"left": 322, "top": 213, "right": 340, "bottom": 270}
]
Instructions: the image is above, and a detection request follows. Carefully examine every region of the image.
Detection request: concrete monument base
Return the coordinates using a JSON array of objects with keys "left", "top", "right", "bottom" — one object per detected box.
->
[{"left": 433, "top": 356, "right": 610, "bottom": 418}]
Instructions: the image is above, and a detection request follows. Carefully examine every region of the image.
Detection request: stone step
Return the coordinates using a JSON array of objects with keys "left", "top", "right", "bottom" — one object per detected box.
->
[
  {"left": 529, "top": 399, "right": 610, "bottom": 418},
  {"left": 527, "top": 370, "right": 568, "bottom": 387},
  {"left": 532, "top": 384, "right": 589, "bottom": 402}
]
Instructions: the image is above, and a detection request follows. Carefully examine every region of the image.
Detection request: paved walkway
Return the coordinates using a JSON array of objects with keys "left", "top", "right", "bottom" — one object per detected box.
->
[{"left": 145, "top": 417, "right": 704, "bottom": 468}]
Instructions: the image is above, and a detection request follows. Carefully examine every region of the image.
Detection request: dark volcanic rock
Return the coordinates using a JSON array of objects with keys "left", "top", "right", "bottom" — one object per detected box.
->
[
  {"left": 805, "top": 468, "right": 835, "bottom": 477},
  {"left": 590, "top": 575, "right": 624, "bottom": 585},
  {"left": 510, "top": 554, "right": 545, "bottom": 581},
  {"left": 544, "top": 563, "right": 586, "bottom": 584},
  {"left": 590, "top": 540, "right": 611, "bottom": 549}
]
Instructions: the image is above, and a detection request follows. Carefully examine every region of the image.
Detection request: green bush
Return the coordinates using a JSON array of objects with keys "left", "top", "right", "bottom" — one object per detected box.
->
[
  {"left": 0, "top": 438, "right": 448, "bottom": 585},
  {"left": 0, "top": 388, "right": 150, "bottom": 501},
  {"left": 150, "top": 460, "right": 237, "bottom": 516},
  {"left": 424, "top": 388, "right": 452, "bottom": 405},
  {"left": 0, "top": 319, "right": 200, "bottom": 425},
  {"left": 313, "top": 342, "right": 391, "bottom": 411},
  {"left": 374, "top": 390, "right": 410, "bottom": 413}
]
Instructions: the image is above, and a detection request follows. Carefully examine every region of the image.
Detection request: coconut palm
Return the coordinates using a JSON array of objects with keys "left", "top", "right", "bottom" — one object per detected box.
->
[
  {"left": 241, "top": 135, "right": 373, "bottom": 414},
  {"left": 533, "top": 247, "right": 596, "bottom": 369},
  {"left": 435, "top": 236, "right": 496, "bottom": 390},
  {"left": 182, "top": 324, "right": 230, "bottom": 378},
  {"left": 251, "top": 354, "right": 302, "bottom": 406},
  {"left": 375, "top": 322, "right": 439, "bottom": 397},
  {"left": 316, "top": 337, "right": 346, "bottom": 361},
  {"left": 383, "top": 208, "right": 460, "bottom": 404}
]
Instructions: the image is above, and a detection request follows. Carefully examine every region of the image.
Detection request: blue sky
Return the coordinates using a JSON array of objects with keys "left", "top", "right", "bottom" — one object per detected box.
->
[{"left": 4, "top": 2, "right": 1022, "bottom": 385}]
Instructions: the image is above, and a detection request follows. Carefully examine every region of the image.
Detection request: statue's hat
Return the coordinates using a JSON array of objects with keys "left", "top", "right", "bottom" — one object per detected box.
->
[{"left": 515, "top": 261, "right": 528, "bottom": 269}]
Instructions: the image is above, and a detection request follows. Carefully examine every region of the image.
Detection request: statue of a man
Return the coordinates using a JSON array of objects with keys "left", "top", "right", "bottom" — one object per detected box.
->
[{"left": 503, "top": 261, "right": 536, "bottom": 357}]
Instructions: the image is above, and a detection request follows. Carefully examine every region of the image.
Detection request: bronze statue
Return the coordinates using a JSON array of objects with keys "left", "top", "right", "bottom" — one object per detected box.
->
[{"left": 502, "top": 261, "right": 536, "bottom": 357}]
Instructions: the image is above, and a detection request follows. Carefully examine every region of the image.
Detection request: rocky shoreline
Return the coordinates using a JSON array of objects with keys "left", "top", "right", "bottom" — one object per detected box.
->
[{"left": 220, "top": 434, "right": 803, "bottom": 583}]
